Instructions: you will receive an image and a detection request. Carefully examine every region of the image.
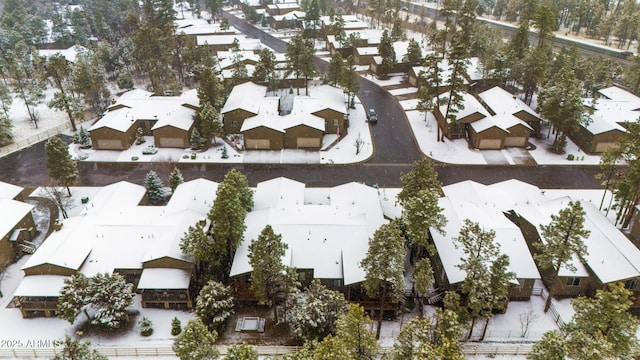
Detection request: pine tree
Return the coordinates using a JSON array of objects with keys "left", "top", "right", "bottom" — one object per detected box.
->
[
  {"left": 195, "top": 280, "right": 235, "bottom": 332},
  {"left": 253, "top": 48, "right": 276, "bottom": 84},
  {"left": 391, "top": 317, "right": 437, "bottom": 359},
  {"left": 397, "top": 157, "right": 441, "bottom": 204},
  {"left": 135, "top": 127, "right": 146, "bottom": 145},
  {"left": 45, "top": 136, "right": 78, "bottom": 196},
  {"left": 58, "top": 273, "right": 92, "bottom": 324},
  {"left": 334, "top": 304, "right": 378, "bottom": 359},
  {"left": 538, "top": 66, "right": 586, "bottom": 154},
  {"left": 402, "top": 189, "right": 446, "bottom": 249},
  {"left": 53, "top": 336, "right": 107, "bottom": 360},
  {"left": 248, "top": 225, "right": 288, "bottom": 322},
  {"left": 391, "top": 17, "right": 404, "bottom": 41},
  {"left": 412, "top": 257, "right": 434, "bottom": 314},
  {"left": 327, "top": 51, "right": 344, "bottom": 87},
  {"left": 78, "top": 126, "right": 91, "bottom": 148},
  {"left": 45, "top": 54, "right": 83, "bottom": 132},
  {"left": 198, "top": 67, "right": 225, "bottom": 109},
  {"left": 527, "top": 330, "right": 567, "bottom": 360},
  {"left": 198, "top": 102, "right": 220, "bottom": 147},
  {"left": 190, "top": 128, "right": 202, "bottom": 150},
  {"left": 340, "top": 55, "right": 359, "bottom": 110},
  {"left": 222, "top": 169, "right": 253, "bottom": 211},
  {"left": 172, "top": 319, "right": 219, "bottom": 360},
  {"left": 139, "top": 317, "right": 153, "bottom": 336},
  {"left": 171, "top": 317, "right": 182, "bottom": 336},
  {"left": 89, "top": 272, "right": 135, "bottom": 328},
  {"left": 361, "top": 222, "right": 406, "bottom": 339},
  {"left": 456, "top": 220, "right": 514, "bottom": 339},
  {"left": 377, "top": 30, "right": 396, "bottom": 78},
  {"left": 287, "top": 279, "right": 348, "bottom": 341},
  {"left": 144, "top": 170, "right": 165, "bottom": 205},
  {"left": 404, "top": 38, "right": 422, "bottom": 64},
  {"left": 0, "top": 113, "right": 14, "bottom": 147},
  {"left": 208, "top": 180, "right": 246, "bottom": 272},
  {"left": 180, "top": 224, "right": 217, "bottom": 266},
  {"left": 224, "top": 343, "right": 258, "bottom": 360},
  {"left": 535, "top": 201, "right": 589, "bottom": 313},
  {"left": 169, "top": 167, "right": 184, "bottom": 193}
]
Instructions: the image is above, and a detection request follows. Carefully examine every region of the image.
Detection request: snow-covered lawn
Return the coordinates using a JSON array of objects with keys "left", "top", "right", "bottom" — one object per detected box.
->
[{"left": 388, "top": 87, "right": 418, "bottom": 96}]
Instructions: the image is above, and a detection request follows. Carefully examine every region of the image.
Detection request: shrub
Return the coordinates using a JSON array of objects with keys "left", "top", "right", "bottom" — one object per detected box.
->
[
  {"left": 171, "top": 317, "right": 182, "bottom": 336},
  {"left": 567, "top": 154, "right": 574, "bottom": 160},
  {"left": 139, "top": 317, "right": 153, "bottom": 336},
  {"left": 131, "top": 156, "right": 139, "bottom": 161}
]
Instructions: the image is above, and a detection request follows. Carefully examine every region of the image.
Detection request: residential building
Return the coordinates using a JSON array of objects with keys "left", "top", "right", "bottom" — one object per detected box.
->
[{"left": 0, "top": 182, "right": 36, "bottom": 265}]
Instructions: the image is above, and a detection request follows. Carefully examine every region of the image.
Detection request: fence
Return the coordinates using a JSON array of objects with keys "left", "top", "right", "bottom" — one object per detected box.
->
[
  {"left": 537, "top": 287, "right": 567, "bottom": 332},
  {"left": 0, "top": 124, "right": 70, "bottom": 156}
]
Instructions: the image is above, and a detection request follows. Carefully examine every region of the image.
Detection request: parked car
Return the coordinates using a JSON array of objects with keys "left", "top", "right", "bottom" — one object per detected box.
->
[{"left": 367, "top": 108, "right": 378, "bottom": 123}]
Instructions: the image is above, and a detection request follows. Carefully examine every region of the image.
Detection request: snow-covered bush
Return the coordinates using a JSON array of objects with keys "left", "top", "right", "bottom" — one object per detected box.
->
[
  {"left": 139, "top": 317, "right": 153, "bottom": 336},
  {"left": 195, "top": 280, "right": 235, "bottom": 332},
  {"left": 171, "top": 317, "right": 182, "bottom": 336}
]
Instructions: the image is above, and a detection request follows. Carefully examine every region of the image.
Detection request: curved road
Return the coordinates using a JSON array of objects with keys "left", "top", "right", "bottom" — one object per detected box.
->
[{"left": 0, "top": 14, "right": 605, "bottom": 190}]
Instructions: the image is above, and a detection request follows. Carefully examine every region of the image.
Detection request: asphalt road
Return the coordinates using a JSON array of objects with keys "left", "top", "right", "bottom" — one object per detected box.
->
[{"left": 0, "top": 13, "right": 607, "bottom": 190}]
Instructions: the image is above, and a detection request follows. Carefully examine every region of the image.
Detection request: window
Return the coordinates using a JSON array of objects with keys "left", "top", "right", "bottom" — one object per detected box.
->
[
  {"left": 566, "top": 277, "right": 580, "bottom": 286},
  {"left": 333, "top": 119, "right": 338, "bottom": 126},
  {"left": 625, "top": 279, "right": 638, "bottom": 290}
]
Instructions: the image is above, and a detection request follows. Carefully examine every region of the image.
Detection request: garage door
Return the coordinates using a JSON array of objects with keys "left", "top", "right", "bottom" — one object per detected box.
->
[
  {"left": 97, "top": 139, "right": 123, "bottom": 150},
  {"left": 478, "top": 139, "right": 502, "bottom": 150},
  {"left": 297, "top": 137, "right": 321, "bottom": 148},
  {"left": 504, "top": 137, "right": 526, "bottom": 147},
  {"left": 245, "top": 139, "right": 270, "bottom": 149},
  {"left": 595, "top": 142, "right": 618, "bottom": 153},
  {"left": 159, "top": 137, "right": 185, "bottom": 148}
]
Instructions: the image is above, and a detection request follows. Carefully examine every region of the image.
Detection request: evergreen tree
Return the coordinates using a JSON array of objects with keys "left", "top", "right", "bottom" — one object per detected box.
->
[
  {"left": 180, "top": 224, "right": 217, "bottom": 266},
  {"left": 78, "top": 126, "right": 91, "bottom": 148},
  {"left": 416, "top": 53, "right": 444, "bottom": 138},
  {"left": 253, "top": 48, "right": 277, "bottom": 84},
  {"left": 285, "top": 35, "right": 306, "bottom": 95},
  {"left": 57, "top": 273, "right": 134, "bottom": 329},
  {"left": 527, "top": 330, "right": 567, "bottom": 360},
  {"left": 139, "top": 317, "right": 154, "bottom": 336},
  {"left": 198, "top": 67, "right": 225, "bottom": 109},
  {"left": 0, "top": 113, "right": 13, "bottom": 147},
  {"left": 171, "top": 317, "right": 182, "bottom": 336},
  {"left": 412, "top": 257, "right": 434, "bottom": 315},
  {"left": 538, "top": 66, "right": 587, "bottom": 154},
  {"left": 391, "top": 316, "right": 437, "bottom": 359},
  {"left": 377, "top": 30, "right": 396, "bottom": 78},
  {"left": 404, "top": 38, "right": 422, "bottom": 65},
  {"left": 456, "top": 220, "right": 514, "bottom": 339},
  {"left": 391, "top": 17, "right": 404, "bottom": 41},
  {"left": 169, "top": 167, "right": 184, "bottom": 193},
  {"left": 402, "top": 189, "right": 447, "bottom": 249},
  {"left": 327, "top": 51, "right": 344, "bottom": 87},
  {"left": 334, "top": 14, "right": 346, "bottom": 46},
  {"left": 45, "top": 136, "right": 78, "bottom": 196},
  {"left": 117, "top": 71, "right": 135, "bottom": 90},
  {"left": 70, "top": 50, "right": 110, "bottom": 115},
  {"left": 334, "top": 304, "right": 378, "bottom": 359},
  {"left": 535, "top": 201, "right": 589, "bottom": 313},
  {"left": 208, "top": 180, "right": 247, "bottom": 273},
  {"left": 144, "top": 170, "right": 165, "bottom": 205},
  {"left": 443, "top": 40, "right": 471, "bottom": 141},
  {"left": 224, "top": 343, "right": 258, "bottom": 360},
  {"left": 361, "top": 222, "right": 406, "bottom": 339},
  {"left": 340, "top": 55, "right": 360, "bottom": 110},
  {"left": 190, "top": 128, "right": 202, "bottom": 150},
  {"left": 222, "top": 169, "right": 253, "bottom": 211},
  {"left": 397, "top": 157, "right": 441, "bottom": 204},
  {"left": 196, "top": 280, "right": 234, "bottom": 332},
  {"left": 198, "top": 102, "right": 221, "bottom": 147},
  {"left": 46, "top": 54, "right": 84, "bottom": 132},
  {"left": 248, "top": 225, "right": 288, "bottom": 322},
  {"left": 52, "top": 336, "right": 107, "bottom": 360},
  {"left": 172, "top": 319, "right": 219, "bottom": 360},
  {"left": 287, "top": 279, "right": 348, "bottom": 341}
]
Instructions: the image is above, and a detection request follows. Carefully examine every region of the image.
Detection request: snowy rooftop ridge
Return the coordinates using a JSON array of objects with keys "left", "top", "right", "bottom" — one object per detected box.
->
[
  {"left": 478, "top": 86, "right": 541, "bottom": 120},
  {"left": 0, "top": 199, "right": 34, "bottom": 239},
  {"left": 230, "top": 178, "right": 387, "bottom": 285},
  {"left": 0, "top": 181, "right": 23, "bottom": 200}
]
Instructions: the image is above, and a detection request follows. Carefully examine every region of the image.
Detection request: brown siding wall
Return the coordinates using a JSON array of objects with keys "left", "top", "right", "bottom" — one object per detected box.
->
[
  {"left": 509, "top": 278, "right": 535, "bottom": 300},
  {"left": 570, "top": 127, "right": 624, "bottom": 154},
  {"left": 242, "top": 127, "right": 284, "bottom": 150},
  {"left": 0, "top": 234, "right": 13, "bottom": 266},
  {"left": 153, "top": 125, "right": 192, "bottom": 148},
  {"left": 143, "top": 257, "right": 194, "bottom": 269},
  {"left": 90, "top": 127, "right": 134, "bottom": 150},
  {"left": 23, "top": 264, "right": 77, "bottom": 277},
  {"left": 283, "top": 125, "right": 323, "bottom": 149},
  {"left": 312, "top": 108, "right": 345, "bottom": 135},
  {"left": 469, "top": 126, "right": 506, "bottom": 149},
  {"left": 506, "top": 124, "right": 531, "bottom": 141},
  {"left": 223, "top": 109, "right": 257, "bottom": 134}
]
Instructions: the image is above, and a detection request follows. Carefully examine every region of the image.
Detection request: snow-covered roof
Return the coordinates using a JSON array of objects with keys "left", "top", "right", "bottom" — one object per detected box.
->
[
  {"left": 221, "top": 82, "right": 270, "bottom": 115},
  {"left": 271, "top": 11, "right": 306, "bottom": 21},
  {"left": 588, "top": 98, "right": 640, "bottom": 127},
  {"left": 598, "top": 86, "right": 640, "bottom": 103},
  {"left": 356, "top": 47, "right": 378, "bottom": 56},
  {"left": 582, "top": 107, "right": 627, "bottom": 135},
  {"left": 197, "top": 34, "right": 262, "bottom": 51},
  {"left": 241, "top": 112, "right": 325, "bottom": 133},
  {"left": 431, "top": 182, "right": 541, "bottom": 285},
  {"left": 176, "top": 24, "right": 238, "bottom": 36},
  {"left": 89, "top": 89, "right": 199, "bottom": 132},
  {"left": 439, "top": 57, "right": 484, "bottom": 84},
  {"left": 478, "top": 86, "right": 541, "bottom": 120},
  {"left": 320, "top": 15, "right": 368, "bottom": 29},
  {"left": 137, "top": 268, "right": 191, "bottom": 289},
  {"left": 0, "top": 199, "right": 33, "bottom": 237},
  {"left": 13, "top": 275, "right": 69, "bottom": 297},
  {"left": 0, "top": 181, "right": 23, "bottom": 200},
  {"left": 470, "top": 113, "right": 533, "bottom": 133},
  {"left": 230, "top": 178, "right": 387, "bottom": 285},
  {"left": 21, "top": 180, "right": 216, "bottom": 286},
  {"left": 436, "top": 91, "right": 490, "bottom": 123},
  {"left": 37, "top": 45, "right": 90, "bottom": 63}
]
